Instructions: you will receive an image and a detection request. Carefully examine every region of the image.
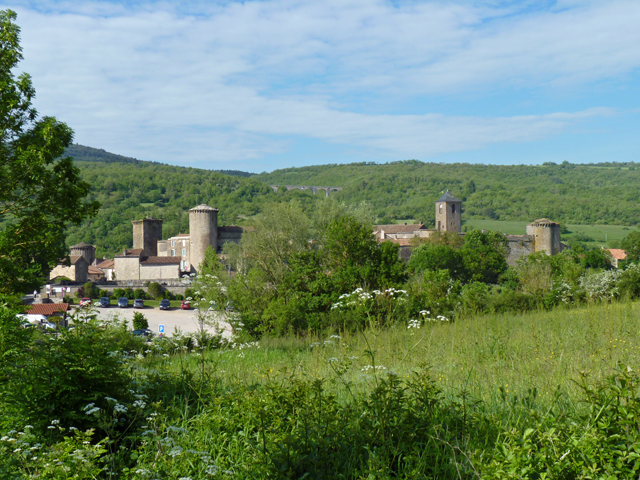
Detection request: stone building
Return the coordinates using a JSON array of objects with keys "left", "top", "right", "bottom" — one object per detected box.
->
[
  {"left": 114, "top": 204, "right": 244, "bottom": 281},
  {"left": 374, "top": 193, "right": 565, "bottom": 265},
  {"left": 49, "top": 242, "right": 97, "bottom": 283}
]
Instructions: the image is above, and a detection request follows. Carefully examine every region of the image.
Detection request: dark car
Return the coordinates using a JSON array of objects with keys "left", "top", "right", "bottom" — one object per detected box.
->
[
  {"left": 159, "top": 299, "right": 171, "bottom": 310},
  {"left": 118, "top": 297, "right": 129, "bottom": 308},
  {"left": 99, "top": 297, "right": 110, "bottom": 308},
  {"left": 133, "top": 298, "right": 144, "bottom": 309},
  {"left": 180, "top": 300, "right": 191, "bottom": 310},
  {"left": 132, "top": 329, "right": 154, "bottom": 339}
]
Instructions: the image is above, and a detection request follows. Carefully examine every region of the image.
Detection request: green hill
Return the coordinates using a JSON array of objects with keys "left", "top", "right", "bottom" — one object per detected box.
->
[
  {"left": 255, "top": 160, "right": 640, "bottom": 226},
  {"left": 51, "top": 148, "right": 640, "bottom": 257}
]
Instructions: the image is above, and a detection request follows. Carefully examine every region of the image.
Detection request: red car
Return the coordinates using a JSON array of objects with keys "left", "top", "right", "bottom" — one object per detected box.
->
[
  {"left": 79, "top": 297, "right": 92, "bottom": 307},
  {"left": 180, "top": 300, "right": 191, "bottom": 310}
]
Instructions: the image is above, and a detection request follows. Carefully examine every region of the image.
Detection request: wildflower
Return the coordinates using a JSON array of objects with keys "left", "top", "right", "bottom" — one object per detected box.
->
[
  {"left": 104, "top": 397, "right": 117, "bottom": 403},
  {"left": 408, "top": 319, "right": 421, "bottom": 329},
  {"left": 327, "top": 357, "right": 339, "bottom": 363},
  {"left": 113, "top": 404, "right": 128, "bottom": 414},
  {"left": 85, "top": 407, "right": 100, "bottom": 415},
  {"left": 50, "top": 419, "right": 60, "bottom": 425}
]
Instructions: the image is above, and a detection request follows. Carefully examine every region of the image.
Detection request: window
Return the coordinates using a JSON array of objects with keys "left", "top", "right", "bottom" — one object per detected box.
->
[
  {"left": 439, "top": 203, "right": 443, "bottom": 213},
  {"left": 171, "top": 240, "right": 175, "bottom": 247},
  {"left": 451, "top": 204, "right": 456, "bottom": 214},
  {"left": 182, "top": 240, "right": 186, "bottom": 247},
  {"left": 181, "top": 260, "right": 186, "bottom": 269},
  {"left": 170, "top": 249, "right": 175, "bottom": 256},
  {"left": 182, "top": 249, "right": 187, "bottom": 257}
]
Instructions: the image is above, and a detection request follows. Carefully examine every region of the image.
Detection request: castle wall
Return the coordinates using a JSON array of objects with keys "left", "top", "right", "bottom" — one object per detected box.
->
[
  {"left": 139, "top": 263, "right": 180, "bottom": 280},
  {"left": 114, "top": 256, "right": 141, "bottom": 281},
  {"left": 70, "top": 245, "right": 95, "bottom": 266},
  {"left": 157, "top": 240, "right": 168, "bottom": 257},
  {"left": 506, "top": 236, "right": 534, "bottom": 266}
]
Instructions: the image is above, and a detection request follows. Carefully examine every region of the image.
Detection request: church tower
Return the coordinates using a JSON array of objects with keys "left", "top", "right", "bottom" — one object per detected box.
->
[{"left": 435, "top": 191, "right": 462, "bottom": 233}]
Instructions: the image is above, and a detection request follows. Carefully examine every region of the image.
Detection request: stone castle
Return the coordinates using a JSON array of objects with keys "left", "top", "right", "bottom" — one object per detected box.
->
[
  {"left": 51, "top": 194, "right": 563, "bottom": 284},
  {"left": 374, "top": 191, "right": 564, "bottom": 264},
  {"left": 114, "top": 204, "right": 243, "bottom": 281}
]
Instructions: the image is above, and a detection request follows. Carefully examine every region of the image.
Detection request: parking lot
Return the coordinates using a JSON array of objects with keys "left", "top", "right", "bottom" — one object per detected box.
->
[{"left": 90, "top": 305, "right": 233, "bottom": 338}]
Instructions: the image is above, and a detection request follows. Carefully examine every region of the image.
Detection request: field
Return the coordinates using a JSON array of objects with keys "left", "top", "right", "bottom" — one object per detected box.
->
[
  {"left": 174, "top": 301, "right": 640, "bottom": 406},
  {"left": 462, "top": 219, "right": 635, "bottom": 246},
  {"left": 5, "top": 301, "right": 640, "bottom": 478}
]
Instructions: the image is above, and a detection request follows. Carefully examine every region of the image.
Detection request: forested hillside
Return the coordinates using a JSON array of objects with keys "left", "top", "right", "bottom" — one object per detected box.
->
[
  {"left": 45, "top": 146, "right": 640, "bottom": 257},
  {"left": 256, "top": 161, "right": 640, "bottom": 226}
]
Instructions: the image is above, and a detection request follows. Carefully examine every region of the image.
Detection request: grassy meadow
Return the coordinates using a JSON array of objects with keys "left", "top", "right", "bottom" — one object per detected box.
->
[
  {"left": 462, "top": 219, "right": 634, "bottom": 246},
  {"left": 168, "top": 300, "right": 640, "bottom": 408}
]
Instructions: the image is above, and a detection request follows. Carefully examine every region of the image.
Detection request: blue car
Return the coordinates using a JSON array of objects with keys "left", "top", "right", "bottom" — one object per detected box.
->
[{"left": 118, "top": 297, "right": 129, "bottom": 308}]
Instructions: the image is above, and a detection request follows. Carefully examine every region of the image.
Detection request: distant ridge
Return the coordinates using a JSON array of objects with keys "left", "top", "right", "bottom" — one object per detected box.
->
[{"left": 65, "top": 144, "right": 255, "bottom": 177}]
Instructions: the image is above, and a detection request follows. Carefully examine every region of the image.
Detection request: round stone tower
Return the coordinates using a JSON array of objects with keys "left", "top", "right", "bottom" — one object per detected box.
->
[
  {"left": 526, "top": 218, "right": 561, "bottom": 255},
  {"left": 435, "top": 191, "right": 462, "bottom": 233},
  {"left": 132, "top": 217, "right": 163, "bottom": 256},
  {"left": 189, "top": 204, "right": 219, "bottom": 272},
  {"left": 70, "top": 242, "right": 96, "bottom": 265}
]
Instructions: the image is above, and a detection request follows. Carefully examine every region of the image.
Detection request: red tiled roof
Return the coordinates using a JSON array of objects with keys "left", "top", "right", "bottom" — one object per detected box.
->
[
  {"left": 140, "top": 256, "right": 182, "bottom": 265},
  {"left": 373, "top": 224, "right": 426, "bottom": 234},
  {"left": 606, "top": 249, "right": 627, "bottom": 260},
  {"left": 116, "top": 249, "right": 144, "bottom": 257},
  {"left": 69, "top": 255, "right": 87, "bottom": 265},
  {"left": 88, "top": 266, "right": 104, "bottom": 275},
  {"left": 25, "top": 303, "right": 69, "bottom": 316},
  {"left": 96, "top": 259, "right": 114, "bottom": 269}
]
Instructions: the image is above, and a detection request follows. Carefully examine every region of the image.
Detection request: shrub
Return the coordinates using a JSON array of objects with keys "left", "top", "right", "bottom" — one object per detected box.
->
[
  {"left": 132, "top": 312, "right": 149, "bottom": 330},
  {"left": 99, "top": 289, "right": 111, "bottom": 298},
  {"left": 148, "top": 282, "right": 164, "bottom": 299},
  {"left": 133, "top": 288, "right": 147, "bottom": 300},
  {"left": 175, "top": 294, "right": 183, "bottom": 301},
  {"left": 83, "top": 281, "right": 96, "bottom": 298},
  {"left": 123, "top": 287, "right": 135, "bottom": 299},
  {"left": 112, "top": 288, "right": 125, "bottom": 299}
]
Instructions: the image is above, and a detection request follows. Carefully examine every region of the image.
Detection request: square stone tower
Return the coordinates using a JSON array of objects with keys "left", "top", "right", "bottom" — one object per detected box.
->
[
  {"left": 435, "top": 191, "right": 462, "bottom": 233},
  {"left": 132, "top": 217, "right": 163, "bottom": 256}
]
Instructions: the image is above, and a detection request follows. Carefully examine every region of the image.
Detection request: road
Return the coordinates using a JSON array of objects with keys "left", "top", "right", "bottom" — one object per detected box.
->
[{"left": 89, "top": 306, "right": 233, "bottom": 338}]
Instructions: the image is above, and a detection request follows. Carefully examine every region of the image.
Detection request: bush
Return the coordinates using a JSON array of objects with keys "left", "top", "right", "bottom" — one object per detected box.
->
[
  {"left": 75, "top": 286, "right": 85, "bottom": 298},
  {"left": 162, "top": 290, "right": 175, "bottom": 300},
  {"left": 123, "top": 287, "right": 135, "bottom": 299},
  {"left": 133, "top": 288, "right": 147, "bottom": 300},
  {"left": 175, "top": 294, "right": 183, "bottom": 301},
  {"left": 112, "top": 288, "right": 125, "bottom": 299},
  {"left": 63, "top": 295, "right": 74, "bottom": 304},
  {"left": 83, "top": 282, "right": 96, "bottom": 299},
  {"left": 148, "top": 282, "right": 164, "bottom": 299},
  {"left": 99, "top": 289, "right": 111, "bottom": 298},
  {"left": 132, "top": 312, "right": 149, "bottom": 330}
]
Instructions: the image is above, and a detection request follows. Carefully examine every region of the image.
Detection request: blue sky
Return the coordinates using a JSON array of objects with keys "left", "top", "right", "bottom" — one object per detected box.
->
[{"left": 4, "top": 0, "right": 640, "bottom": 172}]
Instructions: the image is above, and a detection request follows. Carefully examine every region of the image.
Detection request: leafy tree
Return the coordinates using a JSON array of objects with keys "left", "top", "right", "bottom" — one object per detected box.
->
[
  {"left": 132, "top": 312, "right": 149, "bottom": 330},
  {"left": 408, "top": 243, "right": 465, "bottom": 280},
  {"left": 460, "top": 230, "right": 509, "bottom": 284},
  {"left": 0, "top": 10, "right": 99, "bottom": 296},
  {"left": 621, "top": 231, "right": 640, "bottom": 262}
]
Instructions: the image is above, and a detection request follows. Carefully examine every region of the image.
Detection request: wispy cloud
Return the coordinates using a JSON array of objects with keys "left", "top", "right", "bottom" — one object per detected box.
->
[{"left": 6, "top": 1, "right": 639, "bottom": 168}]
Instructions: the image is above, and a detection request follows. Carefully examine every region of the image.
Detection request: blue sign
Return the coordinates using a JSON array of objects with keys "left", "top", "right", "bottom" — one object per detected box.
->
[{"left": 158, "top": 324, "right": 165, "bottom": 333}]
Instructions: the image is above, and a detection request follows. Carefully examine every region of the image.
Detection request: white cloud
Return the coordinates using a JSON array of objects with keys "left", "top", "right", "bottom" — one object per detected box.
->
[{"left": 4, "top": 1, "right": 638, "bottom": 166}]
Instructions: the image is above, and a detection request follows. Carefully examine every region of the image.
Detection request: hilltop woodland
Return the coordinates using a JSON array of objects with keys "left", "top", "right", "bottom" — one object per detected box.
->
[{"left": 19, "top": 145, "right": 639, "bottom": 257}]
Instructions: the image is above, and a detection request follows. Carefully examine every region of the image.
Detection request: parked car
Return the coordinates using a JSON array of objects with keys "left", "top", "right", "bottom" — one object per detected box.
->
[
  {"left": 159, "top": 299, "right": 171, "bottom": 310},
  {"left": 133, "top": 298, "right": 144, "bottom": 309},
  {"left": 98, "top": 297, "right": 110, "bottom": 308},
  {"left": 132, "top": 329, "right": 154, "bottom": 339},
  {"left": 79, "top": 297, "right": 92, "bottom": 307},
  {"left": 180, "top": 300, "right": 191, "bottom": 310},
  {"left": 118, "top": 297, "right": 129, "bottom": 308}
]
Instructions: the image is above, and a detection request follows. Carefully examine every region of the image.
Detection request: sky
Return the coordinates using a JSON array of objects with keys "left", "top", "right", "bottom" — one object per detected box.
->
[{"left": 3, "top": 0, "right": 640, "bottom": 172}]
